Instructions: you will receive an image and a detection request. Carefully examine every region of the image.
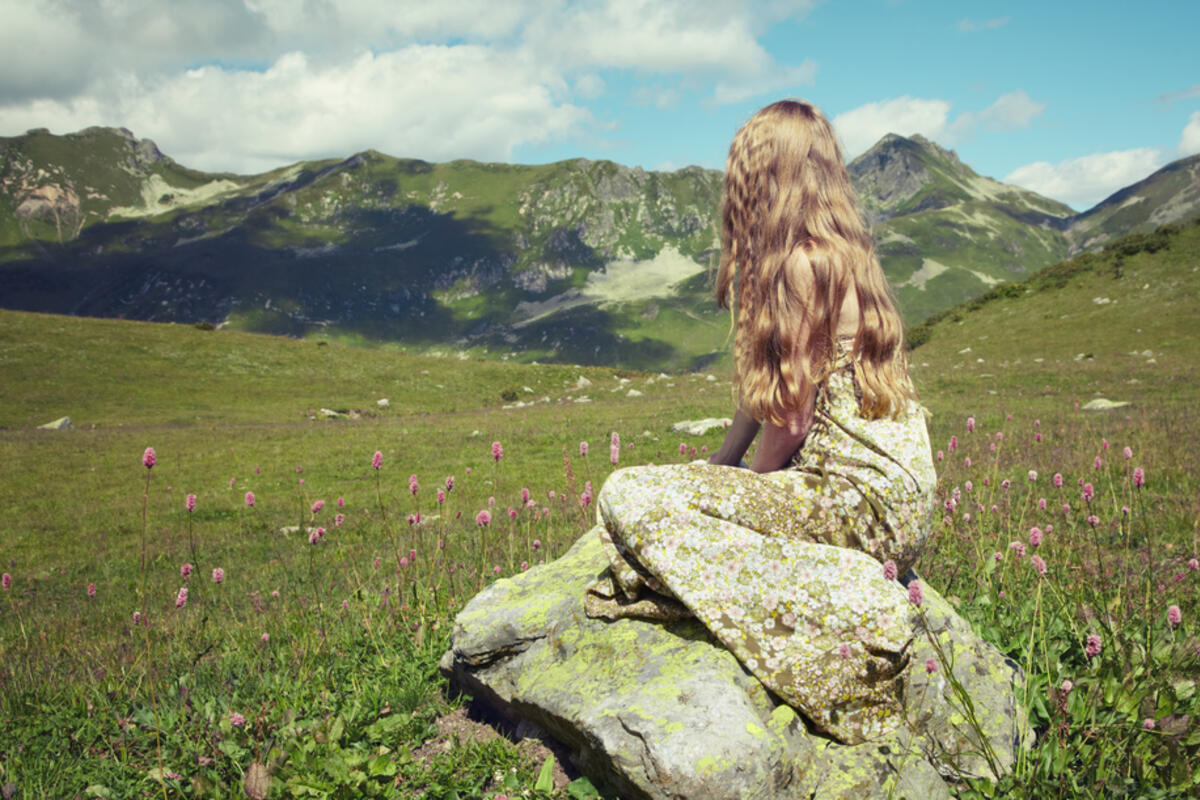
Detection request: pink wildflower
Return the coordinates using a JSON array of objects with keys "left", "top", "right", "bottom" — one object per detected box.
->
[
  {"left": 1031, "top": 555, "right": 1047, "bottom": 575},
  {"left": 309, "top": 529, "right": 321, "bottom": 544},
  {"left": 882, "top": 560, "right": 898, "bottom": 581},
  {"left": 493, "top": 565, "right": 502, "bottom": 576},
  {"left": 1087, "top": 514, "right": 1100, "bottom": 528},
  {"left": 967, "top": 416, "right": 975, "bottom": 433},
  {"left": 488, "top": 496, "right": 495, "bottom": 507},
  {"left": 1035, "top": 432, "right": 1043, "bottom": 442},
  {"left": 245, "top": 491, "right": 255, "bottom": 507},
  {"left": 925, "top": 657, "right": 938, "bottom": 674},
  {"left": 409, "top": 549, "right": 417, "bottom": 561},
  {"left": 508, "top": 507, "right": 518, "bottom": 519},
  {"left": 1061, "top": 679, "right": 1074, "bottom": 694},
  {"left": 521, "top": 561, "right": 529, "bottom": 571},
  {"left": 445, "top": 476, "right": 455, "bottom": 492},
  {"left": 406, "top": 513, "right": 418, "bottom": 525},
  {"left": 1143, "top": 718, "right": 1155, "bottom": 730},
  {"left": 296, "top": 465, "right": 302, "bottom": 474},
  {"left": 186, "top": 493, "right": 196, "bottom": 512},
  {"left": 1053, "top": 472, "right": 1063, "bottom": 488},
  {"left": 964, "top": 456, "right": 971, "bottom": 468},
  {"left": 1009, "top": 541, "right": 1027, "bottom": 558},
  {"left": 212, "top": 567, "right": 224, "bottom": 584},
  {"left": 132, "top": 610, "right": 141, "bottom": 624},
  {"left": 532, "top": 539, "right": 542, "bottom": 550},
  {"left": 1038, "top": 497, "right": 1047, "bottom": 510},
  {"left": 176, "top": 587, "right": 188, "bottom": 608},
  {"left": 521, "top": 487, "right": 531, "bottom": 504},
  {"left": 476, "top": 510, "right": 491, "bottom": 526},
  {"left": 337, "top": 496, "right": 344, "bottom": 507},
  {"left": 1167, "top": 605, "right": 1182, "bottom": 626},
  {"left": 492, "top": 441, "right": 503, "bottom": 462},
  {"left": 548, "top": 490, "right": 556, "bottom": 500},
  {"left": 949, "top": 435, "right": 957, "bottom": 452},
  {"left": 311, "top": 499, "right": 324, "bottom": 514},
  {"left": 936, "top": 450, "right": 944, "bottom": 461},
  {"left": 1, "top": 572, "right": 10, "bottom": 590},
  {"left": 1082, "top": 483, "right": 1094, "bottom": 503},
  {"left": 1028, "top": 470, "right": 1038, "bottom": 482},
  {"left": 839, "top": 643, "right": 852, "bottom": 658},
  {"left": 229, "top": 477, "right": 236, "bottom": 488},
  {"left": 1102, "top": 439, "right": 1109, "bottom": 451},
  {"left": 1094, "top": 456, "right": 1102, "bottom": 469},
  {"left": 142, "top": 447, "right": 156, "bottom": 469},
  {"left": 580, "top": 491, "right": 592, "bottom": 507},
  {"left": 995, "top": 431, "right": 1003, "bottom": 442},
  {"left": 908, "top": 581, "right": 923, "bottom": 607},
  {"left": 964, "top": 480, "right": 973, "bottom": 492},
  {"left": 437, "top": 489, "right": 446, "bottom": 504},
  {"left": 1030, "top": 527, "right": 1043, "bottom": 547},
  {"left": 680, "top": 443, "right": 687, "bottom": 456},
  {"left": 580, "top": 441, "right": 589, "bottom": 457},
  {"left": 993, "top": 552, "right": 1003, "bottom": 562},
  {"left": 87, "top": 582, "right": 96, "bottom": 598},
  {"left": 181, "top": 563, "right": 193, "bottom": 578},
  {"left": 230, "top": 712, "right": 246, "bottom": 728},
  {"left": 1188, "top": 558, "right": 1199, "bottom": 572},
  {"left": 1001, "top": 479, "right": 1011, "bottom": 490},
  {"left": 1123, "top": 446, "right": 1133, "bottom": 460},
  {"left": 399, "top": 556, "right": 409, "bottom": 567},
  {"left": 334, "top": 513, "right": 344, "bottom": 527},
  {"left": 1134, "top": 467, "right": 1145, "bottom": 488},
  {"left": 1085, "top": 634, "right": 1102, "bottom": 658},
  {"left": 465, "top": 467, "right": 471, "bottom": 474},
  {"left": 372, "top": 450, "right": 383, "bottom": 470},
  {"left": 261, "top": 633, "right": 269, "bottom": 644}
]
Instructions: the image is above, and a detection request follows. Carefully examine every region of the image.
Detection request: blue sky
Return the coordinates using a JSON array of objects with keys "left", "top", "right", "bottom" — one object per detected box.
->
[{"left": 1, "top": 0, "right": 1197, "bottom": 210}]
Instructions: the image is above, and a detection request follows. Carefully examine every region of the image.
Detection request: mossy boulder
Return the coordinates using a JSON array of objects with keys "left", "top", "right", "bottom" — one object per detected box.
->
[{"left": 440, "top": 531, "right": 1029, "bottom": 799}]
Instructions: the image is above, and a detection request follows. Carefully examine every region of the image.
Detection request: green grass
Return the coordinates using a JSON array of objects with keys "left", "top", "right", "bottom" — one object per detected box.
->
[{"left": 2, "top": 219, "right": 1200, "bottom": 797}]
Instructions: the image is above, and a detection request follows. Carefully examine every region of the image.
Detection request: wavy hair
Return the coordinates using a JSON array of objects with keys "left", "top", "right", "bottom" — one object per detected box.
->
[{"left": 715, "top": 99, "right": 914, "bottom": 425}]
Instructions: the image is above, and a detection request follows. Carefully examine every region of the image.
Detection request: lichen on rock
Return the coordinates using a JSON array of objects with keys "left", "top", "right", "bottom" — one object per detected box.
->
[{"left": 440, "top": 530, "right": 1030, "bottom": 799}]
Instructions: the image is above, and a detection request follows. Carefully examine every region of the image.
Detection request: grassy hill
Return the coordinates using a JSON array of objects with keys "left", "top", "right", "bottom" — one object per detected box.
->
[{"left": 1, "top": 218, "right": 1199, "bottom": 796}]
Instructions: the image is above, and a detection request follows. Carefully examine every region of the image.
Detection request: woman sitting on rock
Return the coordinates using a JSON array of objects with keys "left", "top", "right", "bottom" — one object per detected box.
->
[{"left": 585, "top": 99, "right": 937, "bottom": 744}]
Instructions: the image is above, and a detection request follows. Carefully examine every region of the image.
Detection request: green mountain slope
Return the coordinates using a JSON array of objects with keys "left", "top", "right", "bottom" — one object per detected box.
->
[
  {"left": 1, "top": 126, "right": 1195, "bottom": 371},
  {"left": 1066, "top": 153, "right": 1200, "bottom": 253},
  {"left": 907, "top": 217, "right": 1200, "bottom": 407}
]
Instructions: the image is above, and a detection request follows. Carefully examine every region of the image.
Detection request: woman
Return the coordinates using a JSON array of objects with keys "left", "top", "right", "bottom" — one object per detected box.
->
[{"left": 585, "top": 100, "right": 937, "bottom": 744}]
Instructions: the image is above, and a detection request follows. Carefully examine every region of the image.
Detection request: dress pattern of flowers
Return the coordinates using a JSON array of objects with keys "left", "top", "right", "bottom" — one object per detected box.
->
[{"left": 585, "top": 342, "right": 937, "bottom": 744}]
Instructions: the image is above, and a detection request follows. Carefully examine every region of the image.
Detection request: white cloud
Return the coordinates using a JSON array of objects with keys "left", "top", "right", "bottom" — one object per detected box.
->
[
  {"left": 832, "top": 96, "right": 953, "bottom": 157},
  {"left": 1004, "top": 148, "right": 1165, "bottom": 210},
  {"left": 832, "top": 91, "right": 1045, "bottom": 158},
  {"left": 956, "top": 17, "right": 1009, "bottom": 32},
  {"left": 1179, "top": 111, "right": 1200, "bottom": 155},
  {"left": 948, "top": 91, "right": 1045, "bottom": 139},
  {"left": 1, "top": 47, "right": 592, "bottom": 174},
  {"left": 0, "top": 0, "right": 823, "bottom": 171}
]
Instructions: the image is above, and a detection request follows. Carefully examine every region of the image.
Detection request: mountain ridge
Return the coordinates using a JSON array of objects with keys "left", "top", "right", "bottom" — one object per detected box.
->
[{"left": 1, "top": 125, "right": 1197, "bottom": 370}]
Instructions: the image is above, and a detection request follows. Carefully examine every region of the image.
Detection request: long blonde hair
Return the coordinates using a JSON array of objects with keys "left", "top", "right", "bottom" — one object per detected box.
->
[{"left": 715, "top": 99, "right": 913, "bottom": 425}]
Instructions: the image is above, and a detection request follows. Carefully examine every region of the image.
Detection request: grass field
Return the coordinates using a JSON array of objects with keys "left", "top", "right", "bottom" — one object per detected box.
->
[{"left": 1, "top": 220, "right": 1199, "bottom": 798}]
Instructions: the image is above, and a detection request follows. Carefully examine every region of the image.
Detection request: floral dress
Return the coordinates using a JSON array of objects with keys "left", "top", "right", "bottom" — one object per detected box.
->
[{"left": 584, "top": 341, "right": 937, "bottom": 744}]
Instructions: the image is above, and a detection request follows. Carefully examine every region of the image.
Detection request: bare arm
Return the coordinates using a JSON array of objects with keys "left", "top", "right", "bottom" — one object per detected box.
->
[
  {"left": 749, "top": 386, "right": 816, "bottom": 473},
  {"left": 707, "top": 409, "right": 760, "bottom": 467}
]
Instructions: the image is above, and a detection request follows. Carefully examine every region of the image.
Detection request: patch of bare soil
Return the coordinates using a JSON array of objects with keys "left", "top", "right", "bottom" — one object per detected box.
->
[{"left": 413, "top": 703, "right": 579, "bottom": 792}]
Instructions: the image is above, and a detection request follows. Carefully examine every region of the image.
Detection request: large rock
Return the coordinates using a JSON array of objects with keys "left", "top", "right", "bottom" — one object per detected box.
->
[
  {"left": 37, "top": 416, "right": 72, "bottom": 430},
  {"left": 441, "top": 532, "right": 1030, "bottom": 799}
]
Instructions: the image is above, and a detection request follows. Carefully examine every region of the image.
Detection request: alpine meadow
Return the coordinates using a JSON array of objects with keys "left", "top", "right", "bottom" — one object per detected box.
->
[{"left": 2, "top": 123, "right": 1200, "bottom": 797}]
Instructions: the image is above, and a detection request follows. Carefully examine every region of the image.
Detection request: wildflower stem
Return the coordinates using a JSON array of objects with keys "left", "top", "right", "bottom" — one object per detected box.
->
[{"left": 139, "top": 466, "right": 168, "bottom": 800}]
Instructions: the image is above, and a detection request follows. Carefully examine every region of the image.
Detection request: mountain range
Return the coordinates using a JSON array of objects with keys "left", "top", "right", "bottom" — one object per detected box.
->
[{"left": 1, "top": 125, "right": 1197, "bottom": 370}]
